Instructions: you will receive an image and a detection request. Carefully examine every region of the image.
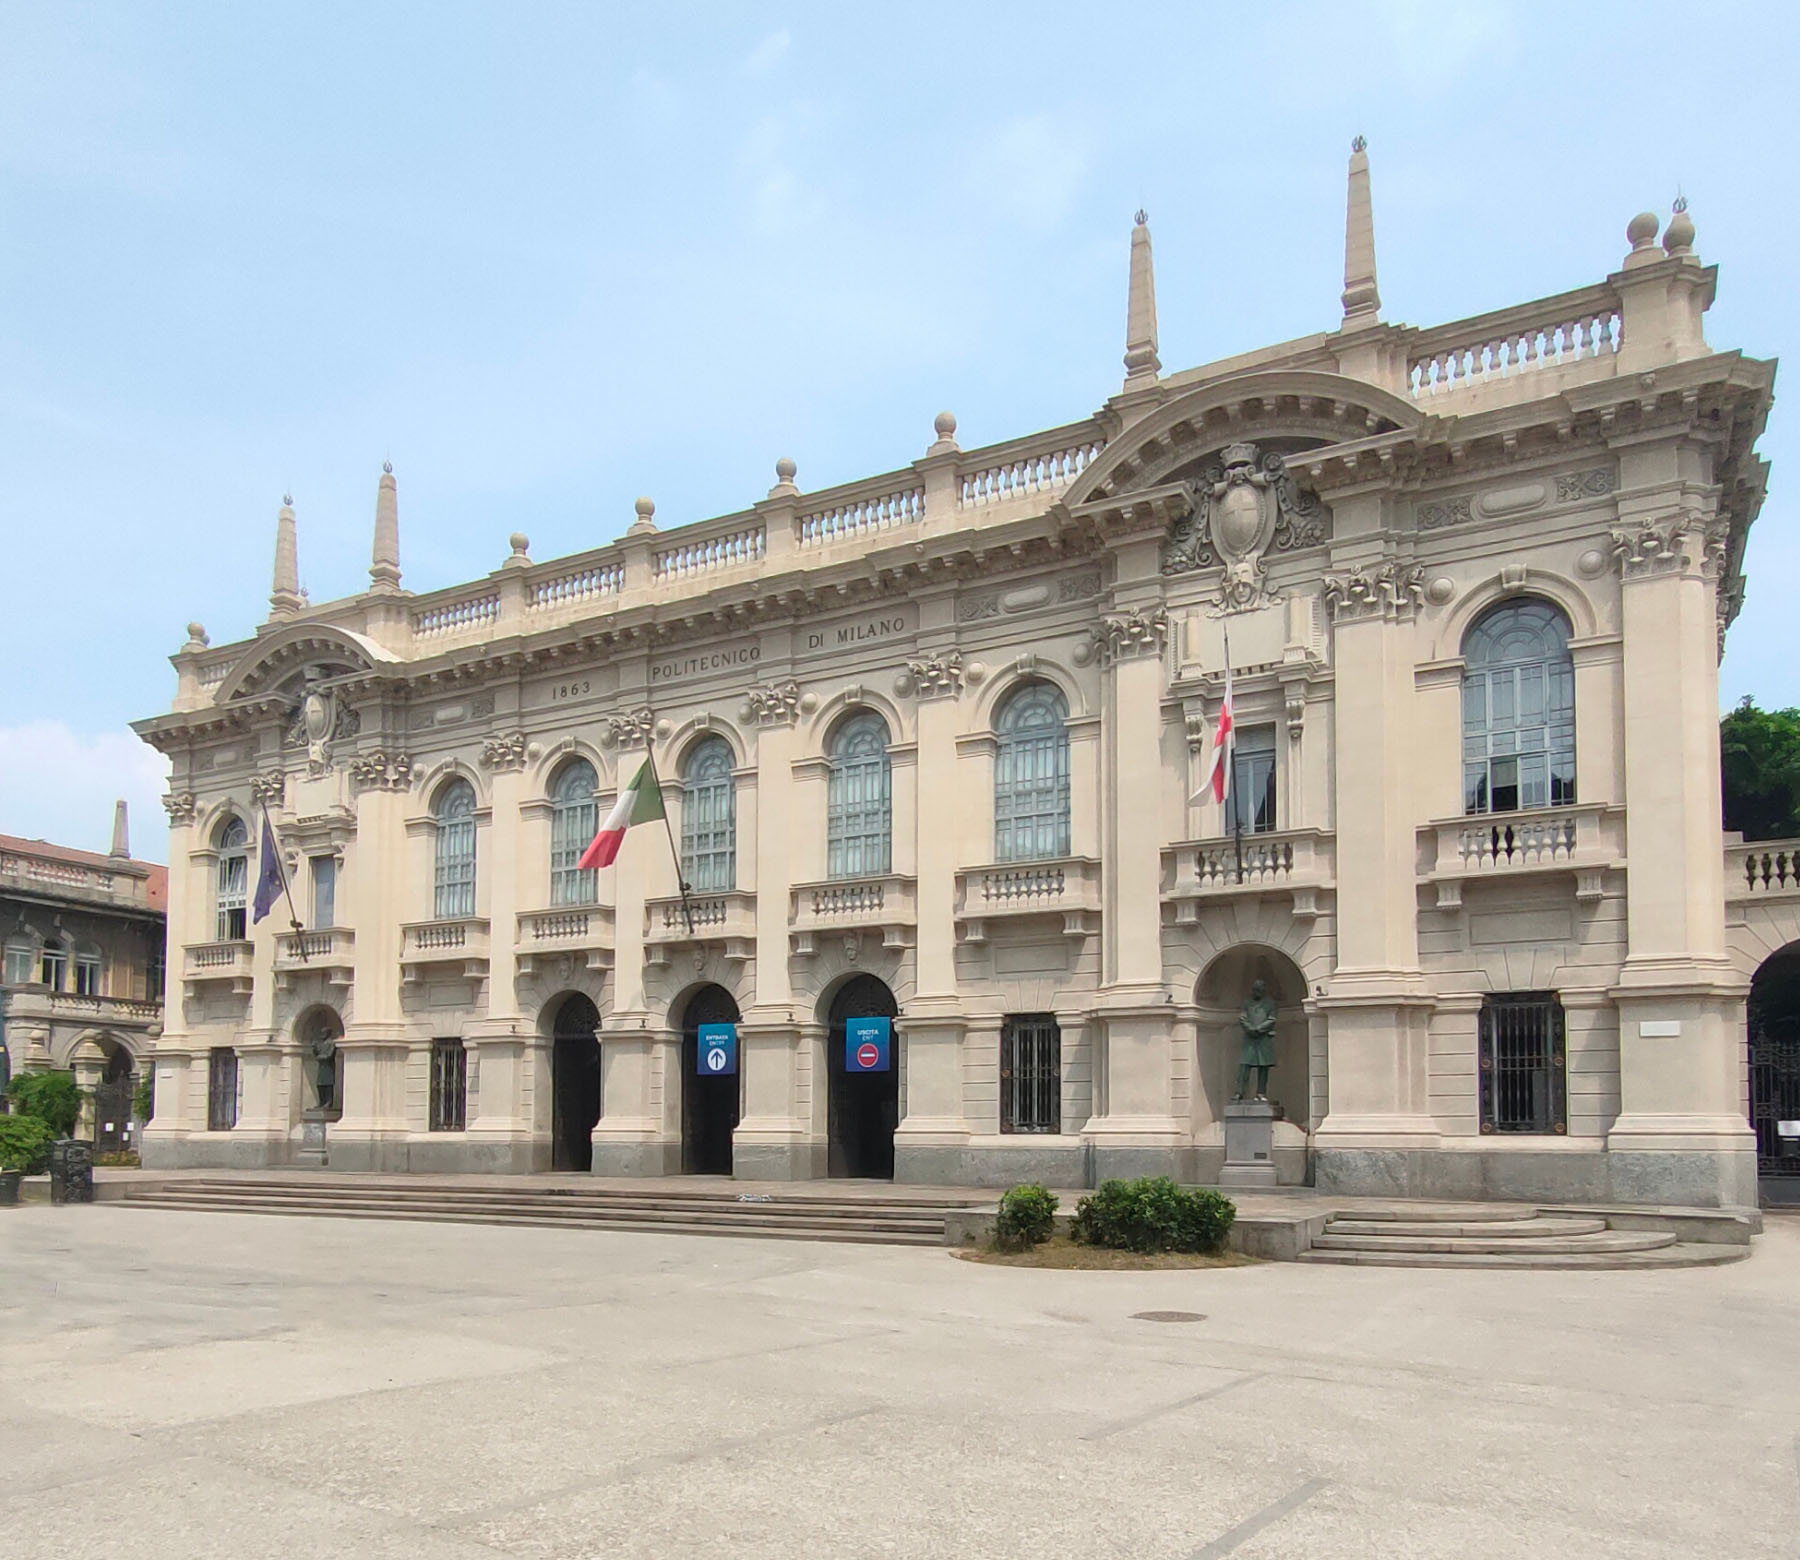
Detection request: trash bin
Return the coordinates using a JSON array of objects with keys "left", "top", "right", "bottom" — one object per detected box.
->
[{"left": 49, "top": 1138, "right": 94, "bottom": 1205}]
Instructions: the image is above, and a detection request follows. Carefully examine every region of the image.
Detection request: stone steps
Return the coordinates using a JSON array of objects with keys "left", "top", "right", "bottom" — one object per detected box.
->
[
  {"left": 1299, "top": 1207, "right": 1749, "bottom": 1269},
  {"left": 121, "top": 1179, "right": 951, "bottom": 1246}
]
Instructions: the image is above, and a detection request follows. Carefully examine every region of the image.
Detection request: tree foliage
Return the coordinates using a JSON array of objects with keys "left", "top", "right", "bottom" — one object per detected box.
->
[
  {"left": 1722, "top": 698, "right": 1800, "bottom": 842},
  {"left": 5, "top": 1070, "right": 83, "bottom": 1137}
]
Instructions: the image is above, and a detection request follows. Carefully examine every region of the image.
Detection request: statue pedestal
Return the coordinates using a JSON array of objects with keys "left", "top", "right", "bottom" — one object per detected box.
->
[
  {"left": 1219, "top": 1100, "right": 1278, "bottom": 1188},
  {"left": 297, "top": 1110, "right": 330, "bottom": 1168}
]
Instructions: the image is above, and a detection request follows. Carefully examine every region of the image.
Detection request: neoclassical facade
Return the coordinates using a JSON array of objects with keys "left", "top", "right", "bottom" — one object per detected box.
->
[{"left": 136, "top": 147, "right": 1784, "bottom": 1207}]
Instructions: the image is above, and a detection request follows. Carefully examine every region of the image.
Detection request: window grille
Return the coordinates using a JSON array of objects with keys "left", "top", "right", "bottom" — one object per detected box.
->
[
  {"left": 429, "top": 1039, "right": 468, "bottom": 1132},
  {"left": 207, "top": 1048, "right": 239, "bottom": 1131},
  {"left": 827, "top": 713, "right": 892, "bottom": 879},
  {"left": 995, "top": 684, "right": 1071, "bottom": 862},
  {"left": 1479, "top": 993, "right": 1566, "bottom": 1134},
  {"left": 1462, "top": 600, "right": 1576, "bottom": 815},
  {"left": 433, "top": 780, "right": 478, "bottom": 920},
  {"left": 1224, "top": 725, "right": 1278, "bottom": 836},
  {"left": 73, "top": 953, "right": 102, "bottom": 997},
  {"left": 1000, "top": 1014, "right": 1061, "bottom": 1134},
  {"left": 681, "top": 738, "right": 737, "bottom": 891},
  {"left": 39, "top": 941, "right": 67, "bottom": 989},
  {"left": 216, "top": 817, "right": 249, "bottom": 941},
  {"left": 310, "top": 856, "right": 337, "bottom": 929},
  {"left": 4, "top": 943, "right": 34, "bottom": 985},
  {"left": 549, "top": 761, "right": 599, "bottom": 906}
]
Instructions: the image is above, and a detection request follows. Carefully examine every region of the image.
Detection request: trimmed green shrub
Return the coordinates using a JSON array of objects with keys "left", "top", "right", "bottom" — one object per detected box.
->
[
  {"left": 0, "top": 1114, "right": 54, "bottom": 1174},
  {"left": 1071, "top": 1177, "right": 1236, "bottom": 1255},
  {"left": 132, "top": 1073, "right": 154, "bottom": 1121},
  {"left": 6, "top": 1070, "right": 82, "bottom": 1137},
  {"left": 994, "top": 1184, "right": 1058, "bottom": 1250}
]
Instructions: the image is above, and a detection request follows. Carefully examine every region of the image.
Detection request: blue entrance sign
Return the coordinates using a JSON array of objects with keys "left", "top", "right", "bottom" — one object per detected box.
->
[
  {"left": 845, "top": 1015, "right": 892, "bottom": 1073},
  {"left": 697, "top": 1022, "right": 737, "bottom": 1076}
]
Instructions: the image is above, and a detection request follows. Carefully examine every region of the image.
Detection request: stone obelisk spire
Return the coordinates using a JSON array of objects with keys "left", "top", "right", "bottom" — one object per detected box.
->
[
  {"left": 1122, "top": 209, "right": 1161, "bottom": 390},
  {"left": 370, "top": 460, "right": 402, "bottom": 594},
  {"left": 109, "top": 799, "right": 130, "bottom": 859},
  {"left": 1341, "top": 136, "right": 1381, "bottom": 330},
  {"left": 269, "top": 494, "right": 303, "bottom": 620}
]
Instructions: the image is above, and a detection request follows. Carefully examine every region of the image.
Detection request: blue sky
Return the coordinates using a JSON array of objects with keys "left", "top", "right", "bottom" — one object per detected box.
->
[{"left": 2, "top": 1, "right": 1794, "bottom": 864}]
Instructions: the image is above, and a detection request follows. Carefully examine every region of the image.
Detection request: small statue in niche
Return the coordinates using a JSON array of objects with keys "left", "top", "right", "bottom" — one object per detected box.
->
[
  {"left": 1233, "top": 978, "right": 1278, "bottom": 1101},
  {"left": 310, "top": 1030, "right": 338, "bottom": 1113}
]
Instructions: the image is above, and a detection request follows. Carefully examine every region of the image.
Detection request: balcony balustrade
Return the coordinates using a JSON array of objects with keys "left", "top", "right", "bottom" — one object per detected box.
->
[
  {"left": 954, "top": 857, "right": 1101, "bottom": 944},
  {"left": 181, "top": 939, "right": 254, "bottom": 995},
  {"left": 788, "top": 874, "right": 917, "bottom": 959},
  {"left": 1162, "top": 829, "right": 1335, "bottom": 922},
  {"left": 1421, "top": 803, "right": 1621, "bottom": 908},
  {"left": 644, "top": 890, "right": 756, "bottom": 966},
  {"left": 400, "top": 917, "right": 491, "bottom": 980},
  {"left": 274, "top": 927, "right": 355, "bottom": 987},
  {"left": 0, "top": 988, "right": 162, "bottom": 1027},
  {"left": 1726, "top": 837, "right": 1800, "bottom": 902},
  {"left": 513, "top": 904, "right": 616, "bottom": 975}
]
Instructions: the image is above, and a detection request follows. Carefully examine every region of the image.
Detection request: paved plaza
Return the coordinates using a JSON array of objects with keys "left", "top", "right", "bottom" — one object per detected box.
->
[{"left": 1, "top": 1206, "right": 1796, "bottom": 1558}]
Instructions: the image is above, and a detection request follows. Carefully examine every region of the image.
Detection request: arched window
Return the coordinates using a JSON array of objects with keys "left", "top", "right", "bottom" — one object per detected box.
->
[
  {"left": 1462, "top": 599, "right": 1575, "bottom": 815},
  {"left": 39, "top": 938, "right": 67, "bottom": 990},
  {"left": 4, "top": 938, "right": 36, "bottom": 986},
  {"left": 215, "top": 817, "right": 249, "bottom": 941},
  {"left": 73, "top": 946, "right": 103, "bottom": 997},
  {"left": 549, "top": 761, "right": 599, "bottom": 906},
  {"left": 994, "top": 682, "right": 1071, "bottom": 862},
  {"left": 682, "top": 738, "right": 737, "bottom": 892},
  {"left": 827, "top": 712, "right": 892, "bottom": 879},
  {"left": 433, "top": 779, "right": 478, "bottom": 919}
]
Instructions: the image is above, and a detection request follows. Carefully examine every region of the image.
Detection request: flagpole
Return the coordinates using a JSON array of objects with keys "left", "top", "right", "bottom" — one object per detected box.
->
[
  {"left": 1223, "top": 618, "right": 1243, "bottom": 886},
  {"left": 647, "top": 747, "right": 696, "bottom": 938},
  {"left": 260, "top": 800, "right": 310, "bottom": 960}
]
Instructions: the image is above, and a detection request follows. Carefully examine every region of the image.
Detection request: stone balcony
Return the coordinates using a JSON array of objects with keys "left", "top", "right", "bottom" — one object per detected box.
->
[
  {"left": 274, "top": 927, "right": 355, "bottom": 988},
  {"left": 645, "top": 890, "right": 756, "bottom": 967},
  {"left": 954, "top": 858, "right": 1101, "bottom": 944},
  {"left": 1726, "top": 837, "right": 1800, "bottom": 902},
  {"left": 1420, "top": 803, "right": 1622, "bottom": 909},
  {"left": 181, "top": 939, "right": 254, "bottom": 995},
  {"left": 400, "top": 917, "right": 491, "bottom": 980},
  {"left": 789, "top": 874, "right": 917, "bottom": 959},
  {"left": 514, "top": 904, "right": 615, "bottom": 975},
  {"left": 0, "top": 988, "right": 162, "bottom": 1030},
  {"left": 1162, "top": 829, "right": 1335, "bottom": 922}
]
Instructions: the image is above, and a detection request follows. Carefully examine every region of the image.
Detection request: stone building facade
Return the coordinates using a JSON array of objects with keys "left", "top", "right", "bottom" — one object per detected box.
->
[
  {"left": 1, "top": 804, "right": 167, "bottom": 1149},
  {"left": 135, "top": 147, "right": 1785, "bottom": 1207}
]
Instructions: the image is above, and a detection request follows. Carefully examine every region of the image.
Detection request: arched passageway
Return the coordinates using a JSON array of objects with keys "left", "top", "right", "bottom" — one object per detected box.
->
[
  {"left": 1750, "top": 944, "right": 1800, "bottom": 1203},
  {"left": 825, "top": 975, "right": 899, "bottom": 1180},
  {"left": 680, "top": 984, "right": 741, "bottom": 1176},
  {"left": 551, "top": 994, "right": 602, "bottom": 1172}
]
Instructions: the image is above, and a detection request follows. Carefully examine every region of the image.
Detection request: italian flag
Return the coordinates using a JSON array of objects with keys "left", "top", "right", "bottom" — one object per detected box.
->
[
  {"left": 577, "top": 759, "right": 665, "bottom": 870},
  {"left": 1206, "top": 664, "right": 1235, "bottom": 805}
]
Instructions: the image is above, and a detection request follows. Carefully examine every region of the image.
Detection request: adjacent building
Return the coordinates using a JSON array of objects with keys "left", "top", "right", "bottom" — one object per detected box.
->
[
  {"left": 133, "top": 145, "right": 1794, "bottom": 1207},
  {"left": 1, "top": 803, "right": 167, "bottom": 1150}
]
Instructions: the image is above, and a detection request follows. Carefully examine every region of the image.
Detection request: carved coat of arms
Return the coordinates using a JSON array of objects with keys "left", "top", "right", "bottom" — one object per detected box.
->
[{"left": 1163, "top": 442, "right": 1328, "bottom": 609}]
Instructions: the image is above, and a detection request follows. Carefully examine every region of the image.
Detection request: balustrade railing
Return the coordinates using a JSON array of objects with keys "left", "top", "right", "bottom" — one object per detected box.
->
[
  {"left": 1728, "top": 840, "right": 1800, "bottom": 897},
  {"left": 525, "top": 910, "right": 593, "bottom": 941},
  {"left": 1456, "top": 814, "right": 1580, "bottom": 870},
  {"left": 959, "top": 436, "right": 1104, "bottom": 508},
  {"left": 402, "top": 918, "right": 491, "bottom": 964},
  {"left": 1406, "top": 285, "right": 1623, "bottom": 400},
  {"left": 654, "top": 523, "right": 765, "bottom": 580},
  {"left": 797, "top": 483, "right": 924, "bottom": 546},
  {"left": 413, "top": 592, "right": 502, "bottom": 640},
  {"left": 529, "top": 560, "right": 624, "bottom": 611},
  {"left": 1163, "top": 830, "right": 1333, "bottom": 901}
]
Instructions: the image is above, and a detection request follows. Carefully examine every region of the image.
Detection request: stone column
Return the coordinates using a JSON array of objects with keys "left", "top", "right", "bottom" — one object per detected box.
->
[
  {"left": 1082, "top": 591, "right": 1183, "bottom": 1181},
  {"left": 336, "top": 776, "right": 411, "bottom": 1171},
  {"left": 464, "top": 745, "right": 534, "bottom": 1169},
  {"left": 143, "top": 794, "right": 198, "bottom": 1164},
  {"left": 894, "top": 657, "right": 970, "bottom": 1182},
  {"left": 1312, "top": 534, "right": 1441, "bottom": 1191},
  {"left": 1605, "top": 476, "right": 1756, "bottom": 1207}
]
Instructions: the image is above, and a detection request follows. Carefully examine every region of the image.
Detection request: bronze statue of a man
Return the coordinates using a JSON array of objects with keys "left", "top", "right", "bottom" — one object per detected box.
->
[{"left": 1234, "top": 978, "right": 1278, "bottom": 1101}]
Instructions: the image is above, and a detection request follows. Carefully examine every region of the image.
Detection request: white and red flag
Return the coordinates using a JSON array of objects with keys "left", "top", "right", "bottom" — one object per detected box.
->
[
  {"left": 1204, "top": 662, "right": 1235, "bottom": 805},
  {"left": 577, "top": 758, "right": 666, "bottom": 870}
]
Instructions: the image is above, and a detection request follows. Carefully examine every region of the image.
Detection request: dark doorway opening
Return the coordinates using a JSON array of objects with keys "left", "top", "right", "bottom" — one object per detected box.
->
[
  {"left": 681, "top": 984, "right": 741, "bottom": 1176},
  {"left": 1750, "top": 945, "right": 1800, "bottom": 1204},
  {"left": 552, "top": 994, "right": 602, "bottom": 1172},
  {"left": 93, "top": 1045, "right": 135, "bottom": 1155},
  {"left": 826, "top": 974, "right": 898, "bottom": 1179}
]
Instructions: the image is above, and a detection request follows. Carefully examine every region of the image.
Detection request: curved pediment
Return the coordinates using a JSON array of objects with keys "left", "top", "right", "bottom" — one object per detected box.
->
[
  {"left": 1066, "top": 369, "right": 1423, "bottom": 513},
  {"left": 212, "top": 623, "right": 398, "bottom": 704}
]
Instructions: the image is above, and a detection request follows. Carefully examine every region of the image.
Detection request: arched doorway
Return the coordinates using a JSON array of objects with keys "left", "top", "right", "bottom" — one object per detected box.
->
[
  {"left": 90, "top": 1041, "right": 136, "bottom": 1154},
  {"left": 680, "top": 984, "right": 741, "bottom": 1176},
  {"left": 825, "top": 974, "right": 899, "bottom": 1179},
  {"left": 551, "top": 994, "right": 602, "bottom": 1172},
  {"left": 1194, "top": 946, "right": 1312, "bottom": 1132},
  {"left": 1749, "top": 944, "right": 1800, "bottom": 1204},
  {"left": 295, "top": 1006, "right": 345, "bottom": 1117}
]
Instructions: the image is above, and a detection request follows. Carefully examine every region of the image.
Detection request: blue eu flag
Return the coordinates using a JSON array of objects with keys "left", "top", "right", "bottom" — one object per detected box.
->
[{"left": 252, "top": 812, "right": 285, "bottom": 925}]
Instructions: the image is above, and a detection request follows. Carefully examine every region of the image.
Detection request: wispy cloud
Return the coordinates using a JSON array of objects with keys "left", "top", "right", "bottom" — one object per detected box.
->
[
  {"left": 964, "top": 115, "right": 1093, "bottom": 230},
  {"left": 0, "top": 721, "right": 171, "bottom": 863}
]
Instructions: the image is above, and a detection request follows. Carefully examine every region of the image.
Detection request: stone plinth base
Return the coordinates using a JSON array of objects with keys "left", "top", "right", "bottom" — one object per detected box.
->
[
  {"left": 895, "top": 1140, "right": 1091, "bottom": 1189},
  {"left": 1219, "top": 1100, "right": 1279, "bottom": 1188},
  {"left": 1315, "top": 1145, "right": 1758, "bottom": 1209},
  {"left": 734, "top": 1140, "right": 827, "bottom": 1181},
  {"left": 589, "top": 1140, "right": 681, "bottom": 1178}
]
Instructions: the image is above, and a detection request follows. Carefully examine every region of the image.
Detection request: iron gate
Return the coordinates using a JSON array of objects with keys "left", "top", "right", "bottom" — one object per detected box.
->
[
  {"left": 92, "top": 1079, "right": 133, "bottom": 1155},
  {"left": 1750, "top": 1027, "right": 1800, "bottom": 1179}
]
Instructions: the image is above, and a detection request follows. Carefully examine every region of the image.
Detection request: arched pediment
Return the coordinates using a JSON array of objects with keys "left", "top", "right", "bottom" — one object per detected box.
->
[
  {"left": 1066, "top": 369, "right": 1424, "bottom": 513},
  {"left": 213, "top": 623, "right": 398, "bottom": 703}
]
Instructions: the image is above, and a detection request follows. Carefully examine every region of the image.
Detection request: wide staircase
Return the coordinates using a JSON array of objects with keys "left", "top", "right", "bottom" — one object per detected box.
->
[
  {"left": 1298, "top": 1205, "right": 1748, "bottom": 1270},
  {"left": 120, "top": 1176, "right": 953, "bottom": 1246}
]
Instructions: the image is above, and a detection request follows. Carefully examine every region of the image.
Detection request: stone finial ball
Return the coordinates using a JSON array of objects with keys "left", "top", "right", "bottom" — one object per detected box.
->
[
  {"left": 509, "top": 532, "right": 529, "bottom": 554},
  {"left": 186, "top": 622, "right": 208, "bottom": 643},
  {"left": 934, "top": 411, "right": 957, "bottom": 438},
  {"left": 775, "top": 457, "right": 797, "bottom": 482},
  {"left": 282, "top": 493, "right": 294, "bottom": 507},
  {"left": 1664, "top": 207, "right": 1696, "bottom": 253},
  {"left": 634, "top": 496, "right": 655, "bottom": 518},
  {"left": 1626, "top": 211, "right": 1659, "bottom": 247},
  {"left": 382, "top": 459, "right": 394, "bottom": 475}
]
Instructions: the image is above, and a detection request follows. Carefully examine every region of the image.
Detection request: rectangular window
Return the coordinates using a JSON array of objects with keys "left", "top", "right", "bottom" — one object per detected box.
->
[
  {"left": 1000, "top": 1014, "right": 1061, "bottom": 1134},
  {"left": 40, "top": 945, "right": 67, "bottom": 989},
  {"left": 311, "top": 856, "right": 337, "bottom": 929},
  {"left": 434, "top": 820, "right": 477, "bottom": 920},
  {"left": 1464, "top": 666, "right": 1575, "bottom": 815},
  {"left": 217, "top": 851, "right": 248, "bottom": 941},
  {"left": 1224, "top": 725, "right": 1278, "bottom": 836},
  {"left": 828, "top": 761, "right": 892, "bottom": 879},
  {"left": 681, "top": 783, "right": 737, "bottom": 892},
  {"left": 429, "top": 1039, "right": 467, "bottom": 1132},
  {"left": 3, "top": 944, "right": 33, "bottom": 985},
  {"left": 74, "top": 954, "right": 102, "bottom": 997},
  {"left": 207, "top": 1048, "right": 239, "bottom": 1131},
  {"left": 145, "top": 940, "right": 165, "bottom": 999},
  {"left": 1479, "top": 993, "right": 1566, "bottom": 1134}
]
